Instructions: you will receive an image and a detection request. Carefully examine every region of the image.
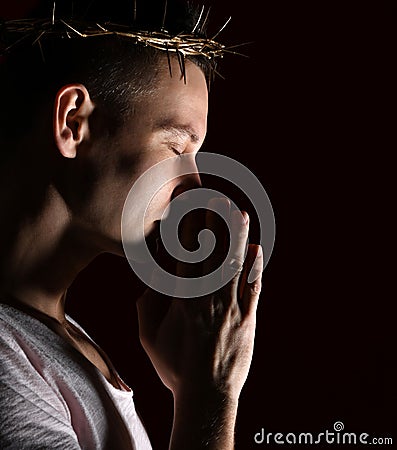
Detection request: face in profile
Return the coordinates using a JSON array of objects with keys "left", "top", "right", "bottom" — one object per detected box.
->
[{"left": 66, "top": 56, "right": 208, "bottom": 256}]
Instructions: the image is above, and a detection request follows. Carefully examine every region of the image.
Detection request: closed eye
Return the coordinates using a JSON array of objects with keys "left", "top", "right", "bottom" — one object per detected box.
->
[{"left": 166, "top": 142, "right": 184, "bottom": 156}]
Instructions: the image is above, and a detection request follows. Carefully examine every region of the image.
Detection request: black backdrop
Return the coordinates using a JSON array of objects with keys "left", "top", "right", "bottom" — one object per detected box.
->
[{"left": 1, "top": 1, "right": 395, "bottom": 449}]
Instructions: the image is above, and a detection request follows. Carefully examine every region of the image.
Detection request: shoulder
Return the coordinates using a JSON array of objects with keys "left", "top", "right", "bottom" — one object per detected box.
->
[{"left": 0, "top": 305, "right": 76, "bottom": 444}]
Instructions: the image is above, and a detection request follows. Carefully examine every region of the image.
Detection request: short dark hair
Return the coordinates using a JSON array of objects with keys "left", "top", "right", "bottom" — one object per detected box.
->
[{"left": 0, "top": 0, "right": 216, "bottom": 141}]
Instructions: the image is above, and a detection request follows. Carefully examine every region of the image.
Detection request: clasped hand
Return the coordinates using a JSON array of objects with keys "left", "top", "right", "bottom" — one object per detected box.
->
[{"left": 137, "top": 198, "right": 263, "bottom": 402}]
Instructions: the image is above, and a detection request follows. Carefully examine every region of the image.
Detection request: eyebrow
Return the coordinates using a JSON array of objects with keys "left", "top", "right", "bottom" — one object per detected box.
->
[{"left": 154, "top": 120, "right": 201, "bottom": 143}]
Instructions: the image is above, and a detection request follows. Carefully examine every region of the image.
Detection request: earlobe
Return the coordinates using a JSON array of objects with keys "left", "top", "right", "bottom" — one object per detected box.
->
[{"left": 53, "top": 84, "right": 94, "bottom": 159}]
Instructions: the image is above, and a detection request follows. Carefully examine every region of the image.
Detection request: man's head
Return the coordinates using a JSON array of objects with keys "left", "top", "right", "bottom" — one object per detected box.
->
[
  {"left": 0, "top": 0, "right": 218, "bottom": 255},
  {"left": 1, "top": 0, "right": 217, "bottom": 139},
  {"left": 52, "top": 55, "right": 207, "bottom": 255}
]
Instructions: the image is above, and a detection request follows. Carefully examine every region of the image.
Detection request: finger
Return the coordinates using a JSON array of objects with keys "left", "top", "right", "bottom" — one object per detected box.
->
[
  {"left": 190, "top": 198, "right": 230, "bottom": 320},
  {"left": 223, "top": 209, "right": 249, "bottom": 294},
  {"left": 241, "top": 245, "right": 263, "bottom": 319},
  {"left": 238, "top": 239, "right": 256, "bottom": 300},
  {"left": 175, "top": 202, "right": 204, "bottom": 279},
  {"left": 202, "top": 197, "right": 231, "bottom": 277}
]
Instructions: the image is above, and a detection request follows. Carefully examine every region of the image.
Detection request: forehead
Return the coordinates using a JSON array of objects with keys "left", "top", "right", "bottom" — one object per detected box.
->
[{"left": 141, "top": 57, "right": 208, "bottom": 136}]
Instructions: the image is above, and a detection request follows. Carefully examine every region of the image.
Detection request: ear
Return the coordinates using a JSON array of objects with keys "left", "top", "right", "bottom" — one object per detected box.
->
[{"left": 53, "top": 84, "right": 95, "bottom": 159}]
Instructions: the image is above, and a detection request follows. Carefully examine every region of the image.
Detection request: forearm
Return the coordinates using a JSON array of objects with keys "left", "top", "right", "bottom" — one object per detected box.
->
[{"left": 170, "top": 390, "right": 239, "bottom": 450}]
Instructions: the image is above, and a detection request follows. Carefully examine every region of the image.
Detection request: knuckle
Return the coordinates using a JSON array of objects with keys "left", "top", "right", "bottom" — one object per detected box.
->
[{"left": 251, "top": 280, "right": 262, "bottom": 294}]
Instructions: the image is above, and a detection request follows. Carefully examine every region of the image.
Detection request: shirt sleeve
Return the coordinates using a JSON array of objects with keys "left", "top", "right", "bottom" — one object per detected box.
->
[{"left": 0, "top": 334, "right": 81, "bottom": 450}]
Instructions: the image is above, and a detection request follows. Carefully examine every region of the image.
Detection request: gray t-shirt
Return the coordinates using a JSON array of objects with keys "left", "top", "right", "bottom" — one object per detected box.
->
[{"left": 0, "top": 303, "right": 152, "bottom": 450}]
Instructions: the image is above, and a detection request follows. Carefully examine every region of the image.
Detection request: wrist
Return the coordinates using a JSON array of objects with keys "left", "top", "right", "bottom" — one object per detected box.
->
[
  {"left": 173, "top": 386, "right": 239, "bottom": 415},
  {"left": 171, "top": 387, "right": 238, "bottom": 450},
  {"left": 174, "top": 378, "right": 241, "bottom": 403}
]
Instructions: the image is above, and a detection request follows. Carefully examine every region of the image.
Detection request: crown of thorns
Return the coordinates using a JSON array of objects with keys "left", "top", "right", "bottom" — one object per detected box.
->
[{"left": 0, "top": 2, "right": 248, "bottom": 80}]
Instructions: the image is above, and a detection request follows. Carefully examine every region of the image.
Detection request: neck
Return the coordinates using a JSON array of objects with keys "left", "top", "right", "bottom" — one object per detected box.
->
[{"left": 0, "top": 159, "right": 101, "bottom": 323}]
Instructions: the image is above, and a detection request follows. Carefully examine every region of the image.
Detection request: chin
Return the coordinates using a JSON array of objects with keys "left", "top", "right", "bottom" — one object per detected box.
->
[
  {"left": 104, "top": 242, "right": 126, "bottom": 258},
  {"left": 96, "top": 231, "right": 125, "bottom": 258}
]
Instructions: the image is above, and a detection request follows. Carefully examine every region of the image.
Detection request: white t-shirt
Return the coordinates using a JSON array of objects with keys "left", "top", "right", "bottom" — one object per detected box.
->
[{"left": 0, "top": 303, "right": 152, "bottom": 450}]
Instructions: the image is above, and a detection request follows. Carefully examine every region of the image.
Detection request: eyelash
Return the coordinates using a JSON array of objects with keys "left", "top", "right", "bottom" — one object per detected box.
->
[{"left": 169, "top": 145, "right": 183, "bottom": 157}]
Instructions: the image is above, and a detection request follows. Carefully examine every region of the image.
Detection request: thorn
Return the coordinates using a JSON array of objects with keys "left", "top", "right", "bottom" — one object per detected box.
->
[
  {"left": 133, "top": 0, "right": 137, "bottom": 22},
  {"left": 199, "top": 6, "right": 211, "bottom": 34},
  {"left": 176, "top": 48, "right": 182, "bottom": 73},
  {"left": 161, "top": 0, "right": 168, "bottom": 31},
  {"left": 192, "top": 5, "right": 204, "bottom": 34},
  {"left": 96, "top": 23, "right": 108, "bottom": 32},
  {"left": 225, "top": 41, "right": 254, "bottom": 50},
  {"left": 166, "top": 44, "right": 172, "bottom": 77},
  {"left": 222, "top": 48, "right": 249, "bottom": 58},
  {"left": 83, "top": 0, "right": 96, "bottom": 18},
  {"left": 60, "top": 20, "right": 84, "bottom": 37},
  {"left": 181, "top": 51, "right": 186, "bottom": 84},
  {"left": 31, "top": 30, "right": 45, "bottom": 46},
  {"left": 4, "top": 32, "right": 32, "bottom": 54},
  {"left": 176, "top": 48, "right": 186, "bottom": 83},
  {"left": 211, "top": 16, "right": 231, "bottom": 41},
  {"left": 52, "top": 1, "right": 56, "bottom": 25},
  {"left": 213, "top": 66, "right": 225, "bottom": 80},
  {"left": 38, "top": 39, "right": 45, "bottom": 63}
]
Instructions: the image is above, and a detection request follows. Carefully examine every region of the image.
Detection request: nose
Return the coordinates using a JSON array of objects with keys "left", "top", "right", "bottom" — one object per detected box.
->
[{"left": 171, "top": 167, "right": 202, "bottom": 200}]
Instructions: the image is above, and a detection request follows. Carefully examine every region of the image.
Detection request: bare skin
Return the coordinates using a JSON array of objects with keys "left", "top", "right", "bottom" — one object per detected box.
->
[{"left": 0, "top": 57, "right": 263, "bottom": 449}]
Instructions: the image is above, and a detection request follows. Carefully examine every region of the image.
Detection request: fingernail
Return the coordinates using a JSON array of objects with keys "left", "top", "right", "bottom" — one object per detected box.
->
[
  {"left": 232, "top": 210, "right": 248, "bottom": 226},
  {"left": 248, "top": 266, "right": 262, "bottom": 284},
  {"left": 242, "top": 211, "right": 249, "bottom": 225},
  {"left": 247, "top": 246, "right": 263, "bottom": 283}
]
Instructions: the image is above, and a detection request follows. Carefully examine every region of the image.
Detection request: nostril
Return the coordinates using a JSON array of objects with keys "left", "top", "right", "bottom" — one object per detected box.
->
[
  {"left": 171, "top": 175, "right": 202, "bottom": 200},
  {"left": 171, "top": 185, "right": 190, "bottom": 200}
]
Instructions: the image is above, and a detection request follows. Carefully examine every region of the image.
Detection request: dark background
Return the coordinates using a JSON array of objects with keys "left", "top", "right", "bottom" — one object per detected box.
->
[{"left": 1, "top": 1, "right": 395, "bottom": 448}]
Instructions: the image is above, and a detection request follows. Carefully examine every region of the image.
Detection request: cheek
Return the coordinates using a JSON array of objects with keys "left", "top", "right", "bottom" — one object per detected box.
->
[{"left": 145, "top": 180, "right": 178, "bottom": 222}]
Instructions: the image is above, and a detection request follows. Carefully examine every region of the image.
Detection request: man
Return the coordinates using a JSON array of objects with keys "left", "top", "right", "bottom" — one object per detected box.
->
[{"left": 0, "top": 1, "right": 263, "bottom": 448}]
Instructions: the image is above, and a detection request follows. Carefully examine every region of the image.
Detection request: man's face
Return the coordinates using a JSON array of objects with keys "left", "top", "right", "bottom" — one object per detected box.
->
[{"left": 78, "top": 56, "right": 208, "bottom": 254}]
